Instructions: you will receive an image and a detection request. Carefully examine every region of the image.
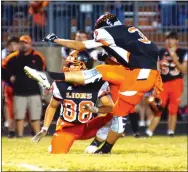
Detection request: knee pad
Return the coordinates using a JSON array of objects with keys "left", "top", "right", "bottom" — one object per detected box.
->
[
  {"left": 82, "top": 68, "right": 102, "bottom": 84},
  {"left": 111, "top": 116, "right": 128, "bottom": 134}
]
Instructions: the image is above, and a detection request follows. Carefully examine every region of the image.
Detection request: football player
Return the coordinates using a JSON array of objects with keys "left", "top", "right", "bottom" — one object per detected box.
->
[
  {"left": 32, "top": 50, "right": 114, "bottom": 154},
  {"left": 25, "top": 13, "right": 162, "bottom": 154},
  {"left": 146, "top": 31, "right": 188, "bottom": 137}
]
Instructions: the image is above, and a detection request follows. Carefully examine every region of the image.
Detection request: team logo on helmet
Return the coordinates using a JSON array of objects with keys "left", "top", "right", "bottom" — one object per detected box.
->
[{"left": 95, "top": 13, "right": 122, "bottom": 29}]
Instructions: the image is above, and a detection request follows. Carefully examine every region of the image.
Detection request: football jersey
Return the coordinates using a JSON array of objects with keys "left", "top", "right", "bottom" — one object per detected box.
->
[
  {"left": 52, "top": 81, "right": 110, "bottom": 124},
  {"left": 84, "top": 25, "right": 159, "bottom": 70},
  {"left": 159, "top": 48, "right": 188, "bottom": 82}
]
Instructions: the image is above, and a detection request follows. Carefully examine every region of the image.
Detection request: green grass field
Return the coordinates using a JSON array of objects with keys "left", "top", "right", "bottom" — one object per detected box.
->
[{"left": 2, "top": 136, "right": 187, "bottom": 171}]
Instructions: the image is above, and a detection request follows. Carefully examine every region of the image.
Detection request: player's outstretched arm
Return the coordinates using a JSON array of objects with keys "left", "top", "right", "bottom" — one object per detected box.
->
[
  {"left": 43, "top": 33, "right": 104, "bottom": 51},
  {"left": 31, "top": 97, "right": 60, "bottom": 142},
  {"left": 43, "top": 33, "right": 85, "bottom": 50}
]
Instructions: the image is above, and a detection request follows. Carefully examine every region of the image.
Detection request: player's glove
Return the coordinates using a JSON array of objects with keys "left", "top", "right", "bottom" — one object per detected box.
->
[
  {"left": 42, "top": 33, "right": 58, "bottom": 42},
  {"left": 31, "top": 127, "right": 48, "bottom": 142},
  {"left": 83, "top": 104, "right": 99, "bottom": 113},
  {"left": 97, "top": 52, "right": 109, "bottom": 62}
]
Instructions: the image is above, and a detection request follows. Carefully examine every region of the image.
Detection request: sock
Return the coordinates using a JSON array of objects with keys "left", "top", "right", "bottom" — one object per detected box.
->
[
  {"left": 90, "top": 138, "right": 102, "bottom": 147},
  {"left": 146, "top": 129, "right": 153, "bottom": 137},
  {"left": 100, "top": 141, "right": 114, "bottom": 153},
  {"left": 146, "top": 120, "right": 151, "bottom": 126},
  {"left": 129, "top": 112, "right": 139, "bottom": 133},
  {"left": 139, "top": 120, "right": 145, "bottom": 127},
  {"left": 167, "top": 130, "right": 174, "bottom": 135},
  {"left": 47, "top": 71, "right": 65, "bottom": 81}
]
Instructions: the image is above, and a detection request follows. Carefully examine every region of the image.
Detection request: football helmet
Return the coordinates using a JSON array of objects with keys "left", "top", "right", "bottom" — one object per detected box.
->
[
  {"left": 63, "top": 50, "right": 94, "bottom": 72},
  {"left": 95, "top": 13, "right": 122, "bottom": 29}
]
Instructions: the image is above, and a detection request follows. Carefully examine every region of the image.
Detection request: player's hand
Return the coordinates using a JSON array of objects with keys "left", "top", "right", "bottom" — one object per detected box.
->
[
  {"left": 97, "top": 52, "right": 109, "bottom": 62},
  {"left": 169, "top": 48, "right": 178, "bottom": 61},
  {"left": 42, "top": 33, "right": 58, "bottom": 43},
  {"left": 83, "top": 105, "right": 99, "bottom": 113},
  {"left": 31, "top": 127, "right": 48, "bottom": 143}
]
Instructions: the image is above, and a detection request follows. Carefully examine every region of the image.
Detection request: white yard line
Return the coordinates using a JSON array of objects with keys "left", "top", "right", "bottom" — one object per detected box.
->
[
  {"left": 3, "top": 162, "right": 67, "bottom": 171},
  {"left": 3, "top": 162, "right": 44, "bottom": 171}
]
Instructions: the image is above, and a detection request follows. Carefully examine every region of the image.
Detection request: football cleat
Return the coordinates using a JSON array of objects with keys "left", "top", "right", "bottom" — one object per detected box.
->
[
  {"left": 24, "top": 66, "right": 51, "bottom": 89},
  {"left": 94, "top": 149, "right": 111, "bottom": 154},
  {"left": 84, "top": 145, "right": 98, "bottom": 154}
]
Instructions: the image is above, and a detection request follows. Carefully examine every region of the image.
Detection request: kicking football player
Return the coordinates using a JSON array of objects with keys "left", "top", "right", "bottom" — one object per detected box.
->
[
  {"left": 32, "top": 50, "right": 114, "bottom": 154},
  {"left": 25, "top": 13, "right": 163, "bottom": 154}
]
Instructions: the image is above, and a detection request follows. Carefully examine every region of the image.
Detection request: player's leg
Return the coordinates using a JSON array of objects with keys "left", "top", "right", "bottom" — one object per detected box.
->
[
  {"left": 4, "top": 85, "right": 15, "bottom": 138},
  {"left": 94, "top": 99, "right": 132, "bottom": 154},
  {"left": 129, "top": 107, "right": 140, "bottom": 137},
  {"left": 14, "top": 96, "right": 27, "bottom": 137},
  {"left": 24, "top": 66, "right": 101, "bottom": 89},
  {"left": 137, "top": 98, "right": 147, "bottom": 127},
  {"left": 95, "top": 69, "right": 160, "bottom": 153},
  {"left": 28, "top": 95, "right": 42, "bottom": 135},
  {"left": 83, "top": 114, "right": 112, "bottom": 153},
  {"left": 167, "top": 79, "right": 183, "bottom": 136},
  {"left": 24, "top": 64, "right": 123, "bottom": 89},
  {"left": 50, "top": 129, "right": 76, "bottom": 154},
  {"left": 50, "top": 118, "right": 84, "bottom": 154}
]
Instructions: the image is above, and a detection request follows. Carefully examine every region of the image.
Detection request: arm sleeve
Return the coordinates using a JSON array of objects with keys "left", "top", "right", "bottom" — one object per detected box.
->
[
  {"left": 97, "top": 81, "right": 110, "bottom": 98},
  {"left": 83, "top": 28, "right": 115, "bottom": 49},
  {"left": 51, "top": 82, "right": 63, "bottom": 101}
]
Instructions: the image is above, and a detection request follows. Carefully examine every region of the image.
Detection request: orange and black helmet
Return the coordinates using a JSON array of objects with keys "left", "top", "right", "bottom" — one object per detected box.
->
[
  {"left": 95, "top": 13, "right": 122, "bottom": 29},
  {"left": 63, "top": 50, "right": 94, "bottom": 72}
]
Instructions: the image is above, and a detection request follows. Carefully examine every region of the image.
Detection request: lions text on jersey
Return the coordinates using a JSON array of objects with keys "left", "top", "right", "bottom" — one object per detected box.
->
[{"left": 52, "top": 81, "right": 110, "bottom": 124}]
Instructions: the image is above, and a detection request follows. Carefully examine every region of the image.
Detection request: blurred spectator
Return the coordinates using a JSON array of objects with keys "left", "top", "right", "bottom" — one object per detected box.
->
[
  {"left": 110, "top": 0, "right": 124, "bottom": 24},
  {"left": 137, "top": 97, "right": 154, "bottom": 127},
  {"left": 2, "top": 35, "right": 46, "bottom": 137},
  {"left": 28, "top": 1, "right": 49, "bottom": 27},
  {"left": 146, "top": 31, "right": 188, "bottom": 137},
  {"left": 159, "top": 1, "right": 177, "bottom": 30},
  {"left": 2, "top": 36, "right": 19, "bottom": 60},
  {"left": 2, "top": 36, "right": 20, "bottom": 138},
  {"left": 28, "top": 1, "right": 49, "bottom": 41},
  {"left": 178, "top": 5, "right": 188, "bottom": 31}
]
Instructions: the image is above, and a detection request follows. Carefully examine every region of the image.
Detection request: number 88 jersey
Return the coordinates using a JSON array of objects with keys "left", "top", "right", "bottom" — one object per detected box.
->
[{"left": 51, "top": 81, "right": 110, "bottom": 124}]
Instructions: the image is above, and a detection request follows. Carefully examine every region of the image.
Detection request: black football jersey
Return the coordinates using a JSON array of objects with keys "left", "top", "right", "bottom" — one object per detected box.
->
[
  {"left": 93, "top": 25, "right": 159, "bottom": 70},
  {"left": 51, "top": 81, "right": 110, "bottom": 124},
  {"left": 159, "top": 48, "right": 187, "bottom": 82}
]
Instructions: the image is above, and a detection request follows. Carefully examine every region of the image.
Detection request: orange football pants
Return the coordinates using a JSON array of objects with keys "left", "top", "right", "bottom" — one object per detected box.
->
[
  {"left": 50, "top": 114, "right": 112, "bottom": 154},
  {"left": 4, "top": 85, "right": 14, "bottom": 119},
  {"left": 109, "top": 84, "right": 136, "bottom": 113},
  {"left": 96, "top": 65, "right": 160, "bottom": 116},
  {"left": 156, "top": 78, "right": 183, "bottom": 116}
]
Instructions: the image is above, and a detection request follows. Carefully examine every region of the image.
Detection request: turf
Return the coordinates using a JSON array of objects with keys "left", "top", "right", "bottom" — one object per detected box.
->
[{"left": 2, "top": 136, "right": 187, "bottom": 171}]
